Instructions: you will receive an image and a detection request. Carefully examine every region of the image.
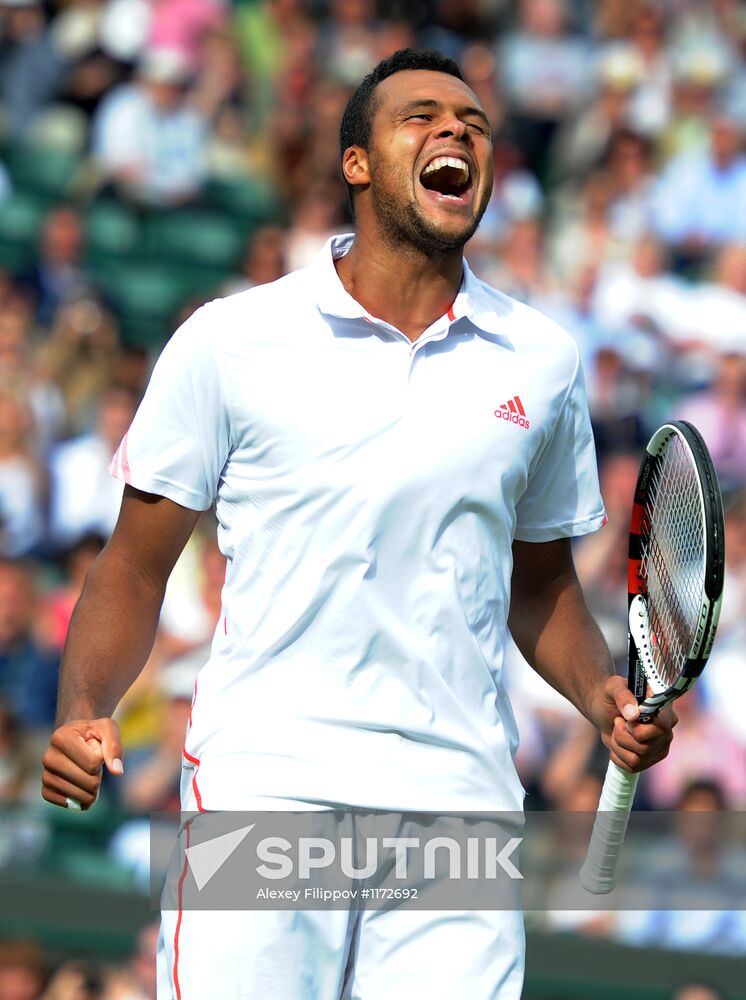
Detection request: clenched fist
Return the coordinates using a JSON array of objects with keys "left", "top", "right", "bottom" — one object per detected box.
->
[{"left": 41, "top": 718, "right": 123, "bottom": 811}]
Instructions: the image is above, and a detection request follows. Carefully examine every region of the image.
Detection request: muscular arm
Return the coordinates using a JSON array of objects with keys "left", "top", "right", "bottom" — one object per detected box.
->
[
  {"left": 508, "top": 538, "right": 676, "bottom": 773},
  {"left": 42, "top": 486, "right": 200, "bottom": 808}
]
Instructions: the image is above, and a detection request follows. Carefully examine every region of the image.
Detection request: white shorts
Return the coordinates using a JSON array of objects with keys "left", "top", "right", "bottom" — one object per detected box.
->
[
  {"left": 160, "top": 791, "right": 525, "bottom": 998},
  {"left": 157, "top": 905, "right": 525, "bottom": 1000}
]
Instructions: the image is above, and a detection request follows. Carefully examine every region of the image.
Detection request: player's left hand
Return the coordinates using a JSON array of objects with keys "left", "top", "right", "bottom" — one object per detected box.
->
[{"left": 588, "top": 675, "right": 678, "bottom": 773}]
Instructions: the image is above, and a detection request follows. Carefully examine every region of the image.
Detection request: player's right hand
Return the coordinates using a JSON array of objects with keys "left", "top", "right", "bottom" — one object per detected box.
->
[{"left": 41, "top": 718, "right": 123, "bottom": 811}]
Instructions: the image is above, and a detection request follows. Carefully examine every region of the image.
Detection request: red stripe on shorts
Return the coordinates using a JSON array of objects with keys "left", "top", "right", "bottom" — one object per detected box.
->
[{"left": 173, "top": 819, "right": 191, "bottom": 1000}]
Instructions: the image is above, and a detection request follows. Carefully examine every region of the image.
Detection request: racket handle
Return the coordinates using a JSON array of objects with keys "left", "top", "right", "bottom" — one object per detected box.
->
[{"left": 579, "top": 761, "right": 639, "bottom": 894}]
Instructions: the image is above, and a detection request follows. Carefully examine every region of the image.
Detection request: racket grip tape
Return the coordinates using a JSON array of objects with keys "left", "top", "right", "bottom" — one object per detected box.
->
[{"left": 579, "top": 762, "right": 639, "bottom": 894}]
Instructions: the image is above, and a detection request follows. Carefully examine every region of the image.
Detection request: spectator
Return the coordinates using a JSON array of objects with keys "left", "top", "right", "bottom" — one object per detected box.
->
[
  {"left": 48, "top": 385, "right": 136, "bottom": 549},
  {"left": 549, "top": 169, "right": 623, "bottom": 287},
  {"left": 284, "top": 182, "right": 345, "bottom": 272},
  {"left": 551, "top": 44, "right": 644, "bottom": 184},
  {"left": 482, "top": 218, "right": 558, "bottom": 306},
  {"left": 39, "top": 533, "right": 105, "bottom": 651},
  {"left": 0, "top": 560, "right": 59, "bottom": 733},
  {"left": 0, "top": 940, "right": 45, "bottom": 1000},
  {"left": 0, "top": 0, "right": 65, "bottom": 139},
  {"left": 701, "top": 491, "right": 746, "bottom": 744},
  {"left": 615, "top": 781, "right": 746, "bottom": 954},
  {"left": 677, "top": 352, "right": 746, "bottom": 489},
  {"left": 51, "top": 0, "right": 137, "bottom": 122},
  {"left": 316, "top": 0, "right": 380, "bottom": 86},
  {"left": 22, "top": 206, "right": 91, "bottom": 331},
  {"left": 591, "top": 234, "right": 690, "bottom": 344},
  {"left": 223, "top": 225, "right": 287, "bottom": 295},
  {"left": 91, "top": 47, "right": 209, "bottom": 206},
  {"left": 40, "top": 959, "right": 105, "bottom": 1000},
  {"left": 623, "top": 2, "right": 673, "bottom": 137},
  {"left": 687, "top": 244, "right": 746, "bottom": 356},
  {"left": 574, "top": 449, "right": 640, "bottom": 661},
  {"left": 148, "top": 0, "right": 226, "bottom": 71},
  {"left": 652, "top": 114, "right": 746, "bottom": 259},
  {"left": 499, "top": 0, "right": 592, "bottom": 178},
  {"left": 586, "top": 341, "right": 649, "bottom": 456},
  {"left": 36, "top": 295, "right": 122, "bottom": 438},
  {"left": 196, "top": 29, "right": 255, "bottom": 180},
  {"left": 158, "top": 531, "right": 226, "bottom": 653},
  {"left": 0, "top": 700, "right": 29, "bottom": 802},
  {"left": 642, "top": 689, "right": 746, "bottom": 808},
  {"left": 0, "top": 383, "right": 44, "bottom": 558},
  {"left": 604, "top": 129, "right": 657, "bottom": 245},
  {"left": 671, "top": 985, "right": 727, "bottom": 1000},
  {"left": 105, "top": 922, "right": 157, "bottom": 1000},
  {"left": 0, "top": 289, "right": 66, "bottom": 451},
  {"left": 658, "top": 46, "right": 729, "bottom": 164}
]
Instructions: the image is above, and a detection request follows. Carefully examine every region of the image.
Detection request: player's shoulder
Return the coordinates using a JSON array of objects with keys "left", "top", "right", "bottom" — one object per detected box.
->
[
  {"left": 173, "top": 268, "right": 315, "bottom": 351},
  {"left": 218, "top": 266, "right": 313, "bottom": 316},
  {"left": 469, "top": 268, "right": 580, "bottom": 372}
]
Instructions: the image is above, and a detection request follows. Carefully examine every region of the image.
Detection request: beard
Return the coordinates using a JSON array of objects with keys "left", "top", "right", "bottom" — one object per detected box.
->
[{"left": 369, "top": 159, "right": 490, "bottom": 257}]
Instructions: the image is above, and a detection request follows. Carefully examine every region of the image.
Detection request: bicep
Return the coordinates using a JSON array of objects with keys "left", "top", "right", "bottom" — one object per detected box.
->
[
  {"left": 103, "top": 485, "right": 201, "bottom": 593},
  {"left": 510, "top": 537, "right": 578, "bottom": 605}
]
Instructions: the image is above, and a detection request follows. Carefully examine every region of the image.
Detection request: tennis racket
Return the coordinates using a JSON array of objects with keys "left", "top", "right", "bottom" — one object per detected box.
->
[{"left": 579, "top": 420, "right": 725, "bottom": 894}]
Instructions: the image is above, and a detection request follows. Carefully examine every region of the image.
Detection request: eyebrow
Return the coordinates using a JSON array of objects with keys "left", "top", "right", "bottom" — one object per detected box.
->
[{"left": 397, "top": 99, "right": 490, "bottom": 126}]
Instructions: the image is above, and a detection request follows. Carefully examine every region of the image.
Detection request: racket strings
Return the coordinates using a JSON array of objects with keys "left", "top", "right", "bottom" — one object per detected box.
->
[{"left": 640, "top": 436, "right": 705, "bottom": 687}]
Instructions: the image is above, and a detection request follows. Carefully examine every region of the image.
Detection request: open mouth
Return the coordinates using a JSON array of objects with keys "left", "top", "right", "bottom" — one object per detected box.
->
[{"left": 419, "top": 156, "right": 473, "bottom": 204}]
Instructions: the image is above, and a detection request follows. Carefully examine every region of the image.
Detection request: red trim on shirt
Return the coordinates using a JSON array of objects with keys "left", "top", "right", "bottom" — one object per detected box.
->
[
  {"left": 188, "top": 677, "right": 197, "bottom": 728},
  {"left": 182, "top": 748, "right": 204, "bottom": 811},
  {"left": 447, "top": 304, "right": 457, "bottom": 322},
  {"left": 173, "top": 819, "right": 191, "bottom": 1000}
]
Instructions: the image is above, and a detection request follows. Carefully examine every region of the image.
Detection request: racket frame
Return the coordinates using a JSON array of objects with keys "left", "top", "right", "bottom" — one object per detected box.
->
[{"left": 627, "top": 420, "right": 725, "bottom": 721}]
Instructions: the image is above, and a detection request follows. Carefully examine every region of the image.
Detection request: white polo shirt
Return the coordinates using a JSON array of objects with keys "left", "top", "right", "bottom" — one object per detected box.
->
[{"left": 110, "top": 234, "right": 605, "bottom": 812}]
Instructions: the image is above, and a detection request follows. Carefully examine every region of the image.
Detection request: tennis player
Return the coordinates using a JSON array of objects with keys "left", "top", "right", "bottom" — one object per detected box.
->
[{"left": 42, "top": 49, "right": 676, "bottom": 999}]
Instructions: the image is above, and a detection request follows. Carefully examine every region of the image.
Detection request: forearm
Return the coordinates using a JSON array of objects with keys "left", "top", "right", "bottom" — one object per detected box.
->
[
  {"left": 56, "top": 545, "right": 165, "bottom": 724},
  {"left": 509, "top": 538, "right": 675, "bottom": 771},
  {"left": 508, "top": 569, "right": 615, "bottom": 722}
]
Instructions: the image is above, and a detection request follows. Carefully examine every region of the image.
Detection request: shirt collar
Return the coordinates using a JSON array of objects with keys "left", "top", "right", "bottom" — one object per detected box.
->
[{"left": 314, "top": 233, "right": 505, "bottom": 336}]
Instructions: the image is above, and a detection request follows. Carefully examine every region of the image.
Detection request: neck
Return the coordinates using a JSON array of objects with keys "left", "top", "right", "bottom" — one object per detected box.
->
[{"left": 335, "top": 226, "right": 464, "bottom": 342}]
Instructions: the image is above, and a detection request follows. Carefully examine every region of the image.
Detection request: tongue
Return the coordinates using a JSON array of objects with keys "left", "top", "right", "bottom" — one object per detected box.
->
[{"left": 421, "top": 165, "right": 468, "bottom": 196}]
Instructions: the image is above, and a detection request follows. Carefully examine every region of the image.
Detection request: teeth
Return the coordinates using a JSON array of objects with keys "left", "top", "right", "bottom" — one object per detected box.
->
[{"left": 421, "top": 156, "right": 470, "bottom": 182}]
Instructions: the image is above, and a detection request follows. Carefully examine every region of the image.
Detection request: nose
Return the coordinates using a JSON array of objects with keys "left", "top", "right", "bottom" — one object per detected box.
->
[{"left": 435, "top": 117, "right": 468, "bottom": 141}]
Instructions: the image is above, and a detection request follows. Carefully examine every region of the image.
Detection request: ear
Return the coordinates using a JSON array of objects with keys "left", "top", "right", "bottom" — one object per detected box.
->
[{"left": 342, "top": 146, "right": 370, "bottom": 188}]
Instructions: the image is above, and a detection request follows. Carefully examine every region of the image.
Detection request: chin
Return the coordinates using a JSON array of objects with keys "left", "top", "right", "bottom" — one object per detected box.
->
[{"left": 415, "top": 212, "right": 480, "bottom": 253}]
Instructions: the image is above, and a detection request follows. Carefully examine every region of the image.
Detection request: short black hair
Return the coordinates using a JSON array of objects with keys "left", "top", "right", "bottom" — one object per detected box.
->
[{"left": 339, "top": 49, "right": 464, "bottom": 208}]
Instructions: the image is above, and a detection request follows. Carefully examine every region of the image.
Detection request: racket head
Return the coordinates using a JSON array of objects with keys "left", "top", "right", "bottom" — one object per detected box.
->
[{"left": 627, "top": 420, "right": 725, "bottom": 714}]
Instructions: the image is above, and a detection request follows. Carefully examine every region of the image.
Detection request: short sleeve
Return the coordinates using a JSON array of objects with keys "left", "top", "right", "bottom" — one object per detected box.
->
[
  {"left": 109, "top": 304, "right": 232, "bottom": 510},
  {"left": 514, "top": 354, "right": 606, "bottom": 542}
]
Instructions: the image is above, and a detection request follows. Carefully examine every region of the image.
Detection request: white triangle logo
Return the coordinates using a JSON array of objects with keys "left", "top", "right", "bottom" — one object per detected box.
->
[{"left": 185, "top": 823, "right": 255, "bottom": 891}]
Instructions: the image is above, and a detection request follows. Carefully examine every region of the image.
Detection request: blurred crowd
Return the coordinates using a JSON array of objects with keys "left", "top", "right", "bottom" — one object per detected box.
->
[{"left": 1, "top": 0, "right": 746, "bottom": 990}]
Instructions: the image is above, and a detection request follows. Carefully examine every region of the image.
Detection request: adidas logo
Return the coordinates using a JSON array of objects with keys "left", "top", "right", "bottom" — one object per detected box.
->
[{"left": 494, "top": 395, "right": 530, "bottom": 429}]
